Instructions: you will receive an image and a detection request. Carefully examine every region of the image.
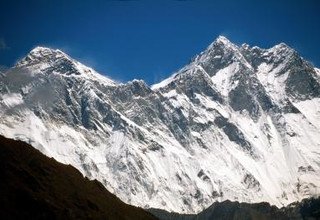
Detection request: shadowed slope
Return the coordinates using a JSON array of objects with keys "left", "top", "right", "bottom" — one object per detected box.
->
[
  {"left": 149, "top": 198, "right": 320, "bottom": 220},
  {"left": 0, "top": 135, "right": 157, "bottom": 220}
]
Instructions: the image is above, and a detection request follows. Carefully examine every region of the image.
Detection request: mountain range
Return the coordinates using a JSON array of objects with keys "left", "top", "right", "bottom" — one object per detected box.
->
[
  {"left": 1, "top": 134, "right": 319, "bottom": 220},
  {"left": 0, "top": 36, "right": 319, "bottom": 213}
]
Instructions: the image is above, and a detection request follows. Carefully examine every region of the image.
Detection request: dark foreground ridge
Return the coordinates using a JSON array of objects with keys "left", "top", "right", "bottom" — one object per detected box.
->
[
  {"left": 0, "top": 134, "right": 319, "bottom": 220},
  {"left": 0, "top": 135, "right": 157, "bottom": 220},
  {"left": 149, "top": 198, "right": 320, "bottom": 220}
]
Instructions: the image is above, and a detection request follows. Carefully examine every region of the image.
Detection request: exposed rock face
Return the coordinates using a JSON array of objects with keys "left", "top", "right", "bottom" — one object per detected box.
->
[{"left": 0, "top": 36, "right": 320, "bottom": 213}]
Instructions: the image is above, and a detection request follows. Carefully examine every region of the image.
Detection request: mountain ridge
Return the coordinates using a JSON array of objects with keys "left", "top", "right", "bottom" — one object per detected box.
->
[
  {"left": 149, "top": 197, "right": 320, "bottom": 220},
  {"left": 0, "top": 36, "right": 320, "bottom": 213},
  {"left": 1, "top": 133, "right": 319, "bottom": 220},
  {"left": 0, "top": 134, "right": 158, "bottom": 220},
  {"left": 14, "top": 36, "right": 299, "bottom": 88}
]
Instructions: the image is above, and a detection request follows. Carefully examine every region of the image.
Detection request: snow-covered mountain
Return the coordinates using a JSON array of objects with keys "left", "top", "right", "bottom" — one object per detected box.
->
[{"left": 1, "top": 37, "right": 320, "bottom": 213}]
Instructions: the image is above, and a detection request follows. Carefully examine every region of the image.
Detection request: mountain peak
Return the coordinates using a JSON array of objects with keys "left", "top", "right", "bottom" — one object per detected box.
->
[
  {"left": 28, "top": 46, "right": 68, "bottom": 59},
  {"left": 1, "top": 38, "right": 320, "bottom": 214},
  {"left": 14, "top": 46, "right": 116, "bottom": 86},
  {"left": 30, "top": 46, "right": 56, "bottom": 53},
  {"left": 271, "top": 42, "right": 294, "bottom": 52},
  {"left": 16, "top": 46, "right": 70, "bottom": 68},
  {"left": 215, "top": 35, "right": 232, "bottom": 45},
  {"left": 206, "top": 35, "right": 239, "bottom": 52}
]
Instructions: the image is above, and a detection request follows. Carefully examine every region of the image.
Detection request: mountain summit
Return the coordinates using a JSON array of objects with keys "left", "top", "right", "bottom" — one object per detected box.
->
[
  {"left": 16, "top": 46, "right": 116, "bottom": 86},
  {"left": 0, "top": 36, "right": 320, "bottom": 213}
]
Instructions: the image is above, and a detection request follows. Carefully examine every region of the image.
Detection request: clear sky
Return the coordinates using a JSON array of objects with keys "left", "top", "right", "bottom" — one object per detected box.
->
[{"left": 0, "top": 0, "right": 319, "bottom": 84}]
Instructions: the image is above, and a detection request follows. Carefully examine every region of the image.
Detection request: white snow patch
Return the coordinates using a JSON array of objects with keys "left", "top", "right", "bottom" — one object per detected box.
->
[
  {"left": 1, "top": 93, "right": 24, "bottom": 107},
  {"left": 256, "top": 62, "right": 289, "bottom": 104},
  {"left": 211, "top": 62, "right": 240, "bottom": 96},
  {"left": 151, "top": 73, "right": 178, "bottom": 90}
]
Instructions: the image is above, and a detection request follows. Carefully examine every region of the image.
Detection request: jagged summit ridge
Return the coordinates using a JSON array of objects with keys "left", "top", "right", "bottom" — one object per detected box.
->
[
  {"left": 0, "top": 36, "right": 320, "bottom": 214},
  {"left": 15, "top": 46, "right": 116, "bottom": 86},
  {"left": 209, "top": 35, "right": 238, "bottom": 49},
  {"left": 30, "top": 46, "right": 64, "bottom": 56},
  {"left": 14, "top": 37, "right": 296, "bottom": 88},
  {"left": 152, "top": 36, "right": 300, "bottom": 91},
  {"left": 16, "top": 46, "right": 68, "bottom": 67}
]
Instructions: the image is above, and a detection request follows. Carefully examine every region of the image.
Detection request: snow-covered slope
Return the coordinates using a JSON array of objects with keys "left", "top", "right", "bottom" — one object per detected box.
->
[{"left": 1, "top": 37, "right": 320, "bottom": 213}]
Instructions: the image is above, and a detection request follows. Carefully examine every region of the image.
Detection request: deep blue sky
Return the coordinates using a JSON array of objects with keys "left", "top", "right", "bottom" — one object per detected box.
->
[{"left": 0, "top": 0, "right": 319, "bottom": 84}]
